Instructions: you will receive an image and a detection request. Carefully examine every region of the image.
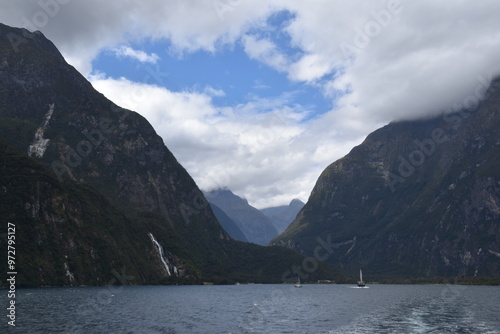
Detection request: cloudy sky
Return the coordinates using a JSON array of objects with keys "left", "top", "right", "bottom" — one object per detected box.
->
[{"left": 2, "top": 0, "right": 500, "bottom": 208}]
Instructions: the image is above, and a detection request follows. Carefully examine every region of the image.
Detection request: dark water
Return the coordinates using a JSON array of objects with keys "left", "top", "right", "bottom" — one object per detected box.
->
[{"left": 2, "top": 284, "right": 499, "bottom": 333}]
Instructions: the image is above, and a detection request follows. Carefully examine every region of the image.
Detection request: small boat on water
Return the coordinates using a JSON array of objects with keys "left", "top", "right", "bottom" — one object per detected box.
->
[
  {"left": 357, "top": 269, "right": 366, "bottom": 287},
  {"left": 295, "top": 277, "right": 302, "bottom": 288}
]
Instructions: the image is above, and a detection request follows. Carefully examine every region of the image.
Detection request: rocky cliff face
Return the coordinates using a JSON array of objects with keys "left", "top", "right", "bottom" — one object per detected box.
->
[
  {"left": 0, "top": 142, "right": 188, "bottom": 286},
  {"left": 0, "top": 23, "right": 339, "bottom": 286},
  {"left": 272, "top": 78, "right": 500, "bottom": 279}
]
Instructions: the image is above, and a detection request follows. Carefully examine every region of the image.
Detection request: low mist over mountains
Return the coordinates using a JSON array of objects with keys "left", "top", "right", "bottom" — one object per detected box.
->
[{"left": 272, "top": 77, "right": 500, "bottom": 280}]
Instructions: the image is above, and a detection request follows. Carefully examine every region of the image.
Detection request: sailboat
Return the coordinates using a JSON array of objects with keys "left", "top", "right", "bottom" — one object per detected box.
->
[
  {"left": 295, "top": 277, "right": 302, "bottom": 288},
  {"left": 357, "top": 269, "right": 366, "bottom": 287}
]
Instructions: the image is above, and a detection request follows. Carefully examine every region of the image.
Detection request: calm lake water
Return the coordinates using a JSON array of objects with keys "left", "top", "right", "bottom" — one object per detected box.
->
[{"left": 2, "top": 284, "right": 499, "bottom": 333}]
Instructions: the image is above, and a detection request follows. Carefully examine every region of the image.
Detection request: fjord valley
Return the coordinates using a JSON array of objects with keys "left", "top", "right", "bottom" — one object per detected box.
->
[
  {"left": 205, "top": 188, "right": 304, "bottom": 244},
  {"left": 1, "top": 23, "right": 500, "bottom": 289},
  {"left": 3, "top": 0, "right": 500, "bottom": 332},
  {"left": 205, "top": 188, "right": 297, "bottom": 245},
  {"left": 0, "top": 23, "right": 339, "bottom": 287}
]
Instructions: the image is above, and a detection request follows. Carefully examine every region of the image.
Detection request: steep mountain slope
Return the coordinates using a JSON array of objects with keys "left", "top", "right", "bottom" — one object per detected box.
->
[
  {"left": 0, "top": 140, "right": 185, "bottom": 286},
  {"left": 0, "top": 23, "right": 339, "bottom": 286},
  {"left": 205, "top": 189, "right": 279, "bottom": 245},
  {"left": 0, "top": 23, "right": 229, "bottom": 284},
  {"left": 261, "top": 199, "right": 305, "bottom": 234},
  {"left": 209, "top": 203, "right": 248, "bottom": 242},
  {"left": 272, "top": 78, "right": 500, "bottom": 280}
]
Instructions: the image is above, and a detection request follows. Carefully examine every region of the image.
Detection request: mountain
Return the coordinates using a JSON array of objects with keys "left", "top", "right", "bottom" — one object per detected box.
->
[
  {"left": 261, "top": 199, "right": 305, "bottom": 234},
  {"left": 0, "top": 22, "right": 228, "bottom": 285},
  {"left": 0, "top": 140, "right": 178, "bottom": 286},
  {"left": 205, "top": 189, "right": 279, "bottom": 245},
  {"left": 0, "top": 23, "right": 339, "bottom": 286},
  {"left": 272, "top": 78, "right": 500, "bottom": 281},
  {"left": 209, "top": 203, "right": 248, "bottom": 242}
]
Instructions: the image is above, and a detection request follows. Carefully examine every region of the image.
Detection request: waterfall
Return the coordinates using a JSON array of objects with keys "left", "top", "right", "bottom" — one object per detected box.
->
[
  {"left": 28, "top": 103, "right": 54, "bottom": 158},
  {"left": 148, "top": 233, "right": 172, "bottom": 276}
]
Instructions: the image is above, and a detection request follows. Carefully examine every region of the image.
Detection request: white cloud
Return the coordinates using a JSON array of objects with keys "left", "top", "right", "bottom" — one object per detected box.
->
[
  {"left": 3, "top": 0, "right": 500, "bottom": 207},
  {"left": 242, "top": 34, "right": 289, "bottom": 72},
  {"left": 111, "top": 45, "right": 159, "bottom": 64},
  {"left": 329, "top": 0, "right": 500, "bottom": 125},
  {"left": 0, "top": 0, "right": 280, "bottom": 76},
  {"left": 90, "top": 75, "right": 322, "bottom": 208},
  {"left": 288, "top": 53, "right": 332, "bottom": 82}
]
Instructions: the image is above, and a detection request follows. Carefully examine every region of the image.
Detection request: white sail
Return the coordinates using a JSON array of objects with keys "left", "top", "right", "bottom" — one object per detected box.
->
[
  {"left": 357, "top": 269, "right": 366, "bottom": 287},
  {"left": 295, "top": 277, "right": 302, "bottom": 288}
]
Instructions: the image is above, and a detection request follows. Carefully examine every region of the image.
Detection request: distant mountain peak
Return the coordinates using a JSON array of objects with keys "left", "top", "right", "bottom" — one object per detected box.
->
[
  {"left": 205, "top": 189, "right": 278, "bottom": 245},
  {"left": 261, "top": 199, "right": 305, "bottom": 235},
  {"left": 290, "top": 198, "right": 305, "bottom": 206}
]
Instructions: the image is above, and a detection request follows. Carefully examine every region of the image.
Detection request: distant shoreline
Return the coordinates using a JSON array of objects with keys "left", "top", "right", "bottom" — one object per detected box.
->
[{"left": 1, "top": 276, "right": 499, "bottom": 289}]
